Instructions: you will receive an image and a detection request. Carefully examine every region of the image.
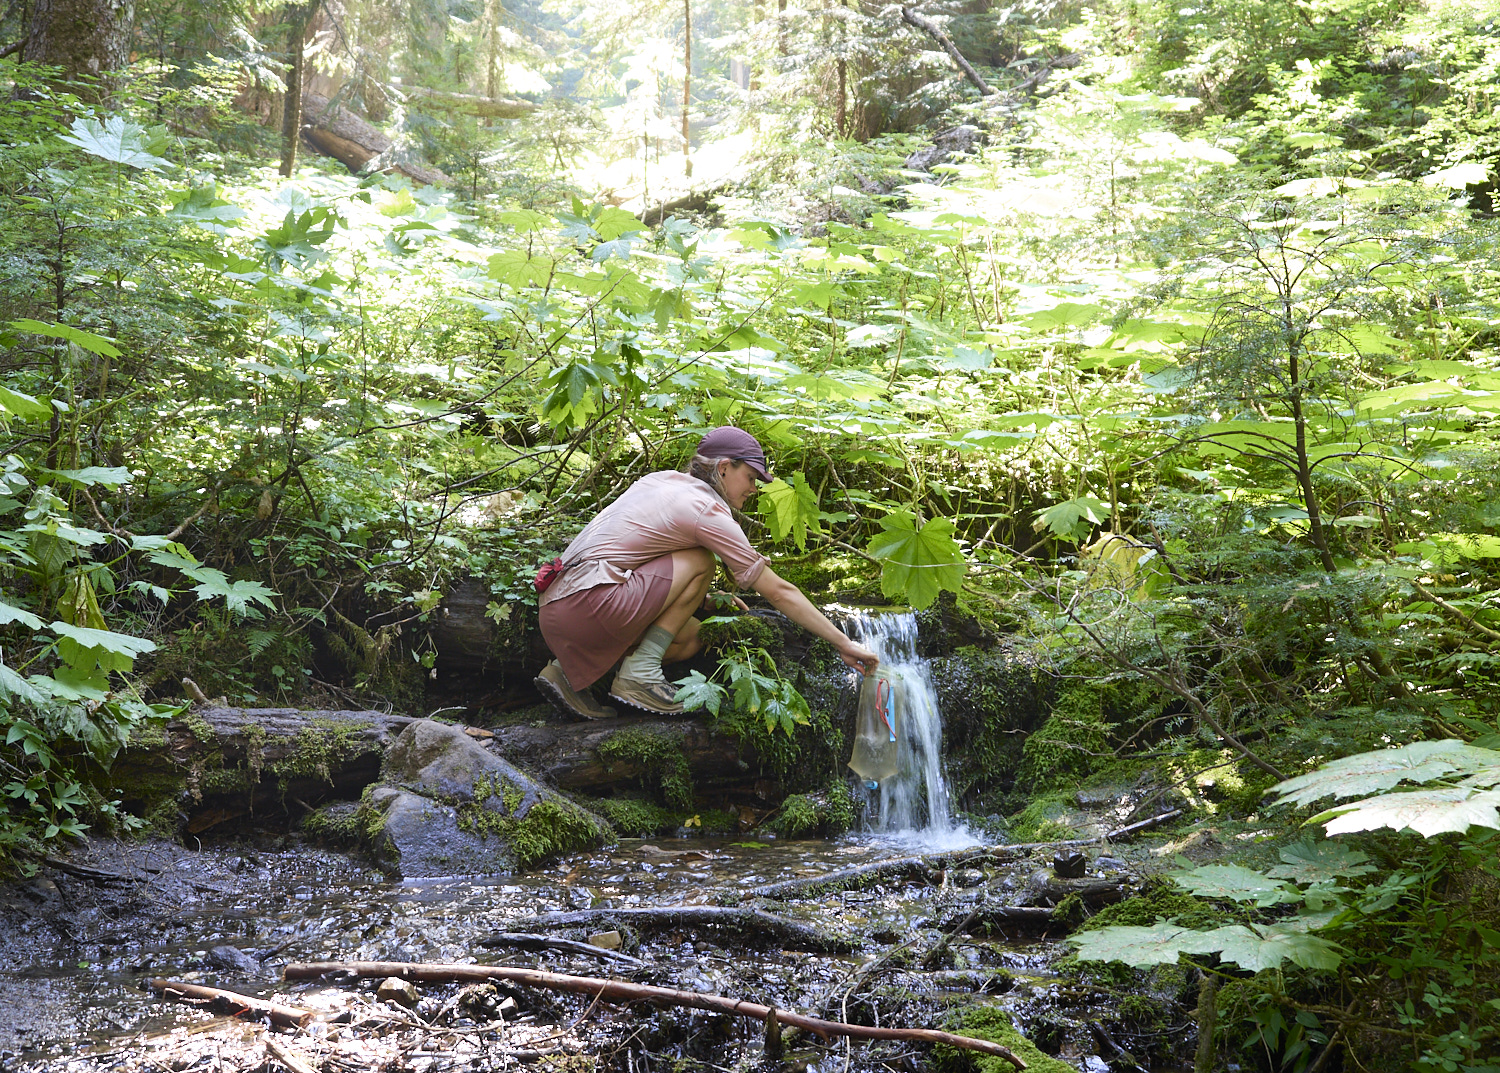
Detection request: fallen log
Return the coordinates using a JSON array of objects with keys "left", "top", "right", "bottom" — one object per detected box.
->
[
  {"left": 491, "top": 718, "right": 754, "bottom": 799},
  {"left": 146, "top": 978, "right": 312, "bottom": 1029},
  {"left": 282, "top": 962, "right": 1026, "bottom": 1067},
  {"left": 479, "top": 931, "right": 646, "bottom": 968},
  {"left": 108, "top": 706, "right": 414, "bottom": 834},
  {"left": 752, "top": 820, "right": 1180, "bottom": 901},
  {"left": 299, "top": 93, "right": 451, "bottom": 186},
  {"left": 398, "top": 85, "right": 537, "bottom": 119},
  {"left": 516, "top": 906, "right": 855, "bottom": 953}
]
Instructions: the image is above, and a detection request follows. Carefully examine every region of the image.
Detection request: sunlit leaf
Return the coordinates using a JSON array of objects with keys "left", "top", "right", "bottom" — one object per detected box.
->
[{"left": 868, "top": 511, "right": 965, "bottom": 609}]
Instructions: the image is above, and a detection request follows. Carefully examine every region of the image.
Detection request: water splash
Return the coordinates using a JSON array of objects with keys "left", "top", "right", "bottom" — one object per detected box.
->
[{"left": 845, "top": 610, "right": 975, "bottom": 851}]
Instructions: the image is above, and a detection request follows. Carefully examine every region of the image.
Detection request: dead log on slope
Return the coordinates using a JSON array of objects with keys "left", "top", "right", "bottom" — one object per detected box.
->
[
  {"left": 282, "top": 962, "right": 1026, "bottom": 1066},
  {"left": 397, "top": 85, "right": 537, "bottom": 119},
  {"left": 298, "top": 93, "right": 451, "bottom": 186},
  {"left": 900, "top": 7, "right": 995, "bottom": 96}
]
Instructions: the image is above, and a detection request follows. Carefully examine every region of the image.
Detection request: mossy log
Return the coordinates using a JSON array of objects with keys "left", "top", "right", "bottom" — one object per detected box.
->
[
  {"left": 490, "top": 717, "right": 752, "bottom": 798},
  {"left": 109, "top": 706, "right": 415, "bottom": 835}
]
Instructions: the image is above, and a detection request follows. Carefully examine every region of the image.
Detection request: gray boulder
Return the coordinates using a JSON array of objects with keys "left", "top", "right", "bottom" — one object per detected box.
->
[{"left": 360, "top": 720, "right": 611, "bottom": 878}]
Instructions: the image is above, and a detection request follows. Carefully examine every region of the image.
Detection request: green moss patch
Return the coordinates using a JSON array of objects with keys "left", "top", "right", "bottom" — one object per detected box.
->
[
  {"left": 596, "top": 727, "right": 694, "bottom": 809},
  {"left": 931, "top": 1005, "right": 1077, "bottom": 1073},
  {"left": 456, "top": 796, "right": 614, "bottom": 868}
]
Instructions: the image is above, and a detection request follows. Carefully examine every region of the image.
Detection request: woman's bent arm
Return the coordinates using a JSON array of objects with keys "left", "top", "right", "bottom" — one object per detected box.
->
[{"left": 751, "top": 567, "right": 879, "bottom": 674}]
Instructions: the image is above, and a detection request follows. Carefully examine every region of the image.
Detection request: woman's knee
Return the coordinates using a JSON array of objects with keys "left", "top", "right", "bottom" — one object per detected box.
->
[{"left": 674, "top": 547, "right": 714, "bottom": 578}]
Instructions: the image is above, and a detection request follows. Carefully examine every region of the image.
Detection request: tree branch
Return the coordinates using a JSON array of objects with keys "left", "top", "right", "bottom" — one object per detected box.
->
[{"left": 900, "top": 8, "right": 994, "bottom": 96}]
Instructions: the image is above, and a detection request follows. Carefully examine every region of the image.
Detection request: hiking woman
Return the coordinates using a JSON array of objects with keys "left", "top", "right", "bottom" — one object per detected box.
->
[{"left": 534, "top": 427, "right": 879, "bottom": 717}]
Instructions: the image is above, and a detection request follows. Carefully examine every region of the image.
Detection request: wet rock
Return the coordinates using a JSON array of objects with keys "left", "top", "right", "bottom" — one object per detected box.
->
[
  {"left": 377, "top": 977, "right": 420, "bottom": 1007},
  {"left": 1095, "top": 856, "right": 1129, "bottom": 871},
  {"left": 360, "top": 720, "right": 612, "bottom": 878},
  {"left": 384, "top": 719, "right": 541, "bottom": 813},
  {"left": 205, "top": 945, "right": 259, "bottom": 975},
  {"left": 1052, "top": 851, "right": 1087, "bottom": 879},
  {"left": 952, "top": 868, "right": 988, "bottom": 887},
  {"left": 587, "top": 930, "right": 622, "bottom": 949}
]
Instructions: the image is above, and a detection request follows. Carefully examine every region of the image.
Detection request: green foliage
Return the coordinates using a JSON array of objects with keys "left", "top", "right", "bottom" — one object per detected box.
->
[{"left": 674, "top": 640, "right": 812, "bottom": 739}]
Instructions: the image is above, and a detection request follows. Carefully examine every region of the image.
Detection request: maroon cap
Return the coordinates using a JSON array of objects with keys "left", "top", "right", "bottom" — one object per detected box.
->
[{"left": 697, "top": 427, "right": 773, "bottom": 482}]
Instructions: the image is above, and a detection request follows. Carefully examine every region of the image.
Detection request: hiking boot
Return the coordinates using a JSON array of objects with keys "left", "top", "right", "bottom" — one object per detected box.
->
[
  {"left": 608, "top": 676, "right": 685, "bottom": 715},
  {"left": 534, "top": 661, "right": 617, "bottom": 720}
]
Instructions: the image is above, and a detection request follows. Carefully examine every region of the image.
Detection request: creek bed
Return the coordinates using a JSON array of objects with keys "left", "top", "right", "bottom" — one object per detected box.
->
[{"left": 0, "top": 832, "right": 1145, "bottom": 1073}]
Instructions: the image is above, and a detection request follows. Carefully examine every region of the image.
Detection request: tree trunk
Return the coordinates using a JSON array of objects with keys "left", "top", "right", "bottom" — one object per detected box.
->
[
  {"left": 22, "top": 0, "right": 131, "bottom": 89},
  {"left": 484, "top": 0, "right": 502, "bottom": 126},
  {"left": 682, "top": 0, "right": 692, "bottom": 178},
  {"left": 279, "top": 3, "right": 316, "bottom": 178}
]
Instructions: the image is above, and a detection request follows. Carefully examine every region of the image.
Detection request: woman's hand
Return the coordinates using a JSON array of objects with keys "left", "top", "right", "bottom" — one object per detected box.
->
[{"left": 836, "top": 637, "right": 880, "bottom": 676}]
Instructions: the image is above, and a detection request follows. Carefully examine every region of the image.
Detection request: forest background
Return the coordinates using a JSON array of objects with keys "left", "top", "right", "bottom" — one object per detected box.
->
[{"left": 5, "top": 0, "right": 1500, "bottom": 1068}]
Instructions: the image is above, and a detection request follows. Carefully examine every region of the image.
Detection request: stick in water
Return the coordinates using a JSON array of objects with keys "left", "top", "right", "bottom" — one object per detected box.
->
[
  {"left": 282, "top": 962, "right": 1026, "bottom": 1068},
  {"left": 147, "top": 978, "right": 312, "bottom": 1029}
]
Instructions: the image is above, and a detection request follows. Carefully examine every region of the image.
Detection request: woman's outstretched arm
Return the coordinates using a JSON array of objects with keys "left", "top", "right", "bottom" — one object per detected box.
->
[{"left": 751, "top": 566, "right": 879, "bottom": 674}]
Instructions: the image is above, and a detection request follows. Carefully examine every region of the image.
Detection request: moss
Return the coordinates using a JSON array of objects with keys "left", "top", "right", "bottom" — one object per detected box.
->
[
  {"left": 931, "top": 1005, "right": 1078, "bottom": 1073},
  {"left": 1006, "top": 792, "right": 1077, "bottom": 842},
  {"left": 589, "top": 796, "right": 679, "bottom": 837},
  {"left": 695, "top": 614, "right": 779, "bottom": 654},
  {"left": 301, "top": 801, "right": 362, "bottom": 847},
  {"left": 179, "top": 712, "right": 216, "bottom": 744},
  {"left": 1017, "top": 684, "right": 1111, "bottom": 794},
  {"left": 268, "top": 719, "right": 373, "bottom": 790},
  {"left": 456, "top": 797, "right": 614, "bottom": 868},
  {"left": 772, "top": 793, "right": 820, "bottom": 837},
  {"left": 931, "top": 645, "right": 1049, "bottom": 815},
  {"left": 769, "top": 780, "right": 857, "bottom": 837},
  {"left": 596, "top": 727, "right": 694, "bottom": 810}
]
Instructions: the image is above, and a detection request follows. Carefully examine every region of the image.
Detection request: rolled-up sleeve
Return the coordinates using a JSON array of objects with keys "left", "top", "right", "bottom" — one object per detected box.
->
[{"left": 695, "top": 504, "right": 767, "bottom": 588}]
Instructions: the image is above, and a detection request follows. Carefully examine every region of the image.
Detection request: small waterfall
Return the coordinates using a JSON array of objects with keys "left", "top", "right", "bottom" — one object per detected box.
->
[{"left": 845, "top": 610, "right": 974, "bottom": 849}]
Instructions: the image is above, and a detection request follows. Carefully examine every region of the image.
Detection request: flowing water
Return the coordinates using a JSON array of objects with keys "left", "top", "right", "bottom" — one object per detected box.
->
[{"left": 844, "top": 610, "right": 975, "bottom": 852}]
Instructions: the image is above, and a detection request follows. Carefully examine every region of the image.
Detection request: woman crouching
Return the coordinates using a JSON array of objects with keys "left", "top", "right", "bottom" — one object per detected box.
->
[{"left": 534, "top": 427, "right": 879, "bottom": 718}]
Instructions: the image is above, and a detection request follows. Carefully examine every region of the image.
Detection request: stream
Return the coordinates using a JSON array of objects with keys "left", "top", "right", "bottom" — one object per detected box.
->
[{"left": 0, "top": 612, "right": 1169, "bottom": 1072}]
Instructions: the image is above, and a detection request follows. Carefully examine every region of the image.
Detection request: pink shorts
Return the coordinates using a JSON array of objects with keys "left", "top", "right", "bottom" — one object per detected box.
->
[{"left": 538, "top": 555, "right": 674, "bottom": 689}]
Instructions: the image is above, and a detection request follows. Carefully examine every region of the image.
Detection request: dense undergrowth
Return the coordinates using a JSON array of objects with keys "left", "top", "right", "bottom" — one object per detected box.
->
[{"left": 6, "top": 0, "right": 1500, "bottom": 1066}]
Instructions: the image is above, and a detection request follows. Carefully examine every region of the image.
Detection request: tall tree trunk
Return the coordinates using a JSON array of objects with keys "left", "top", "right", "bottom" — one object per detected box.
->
[
  {"left": 484, "top": 0, "right": 502, "bottom": 127},
  {"left": 23, "top": 0, "right": 132, "bottom": 93},
  {"left": 279, "top": 3, "right": 315, "bottom": 178},
  {"left": 682, "top": 0, "right": 692, "bottom": 178}
]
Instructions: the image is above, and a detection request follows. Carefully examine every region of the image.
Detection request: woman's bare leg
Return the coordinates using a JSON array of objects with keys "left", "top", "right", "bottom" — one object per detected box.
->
[{"left": 651, "top": 547, "right": 715, "bottom": 637}]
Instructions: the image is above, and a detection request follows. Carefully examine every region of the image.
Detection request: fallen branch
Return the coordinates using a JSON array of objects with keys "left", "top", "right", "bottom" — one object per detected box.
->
[
  {"left": 264, "top": 1036, "right": 318, "bottom": 1073},
  {"left": 751, "top": 838, "right": 1102, "bottom": 900},
  {"left": 900, "top": 7, "right": 994, "bottom": 96},
  {"left": 282, "top": 962, "right": 1026, "bottom": 1067},
  {"left": 479, "top": 931, "right": 646, "bottom": 967},
  {"left": 517, "top": 906, "right": 855, "bottom": 953},
  {"left": 1107, "top": 808, "right": 1183, "bottom": 842},
  {"left": 146, "top": 979, "right": 312, "bottom": 1029}
]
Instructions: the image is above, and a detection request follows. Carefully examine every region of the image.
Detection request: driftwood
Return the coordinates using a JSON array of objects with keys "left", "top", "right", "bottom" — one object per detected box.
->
[
  {"left": 518, "top": 906, "right": 855, "bottom": 953},
  {"left": 110, "top": 706, "right": 413, "bottom": 834},
  {"left": 900, "top": 7, "right": 995, "bottom": 96},
  {"left": 147, "top": 978, "right": 312, "bottom": 1029},
  {"left": 282, "top": 962, "right": 1026, "bottom": 1067},
  {"left": 479, "top": 931, "right": 646, "bottom": 968}
]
